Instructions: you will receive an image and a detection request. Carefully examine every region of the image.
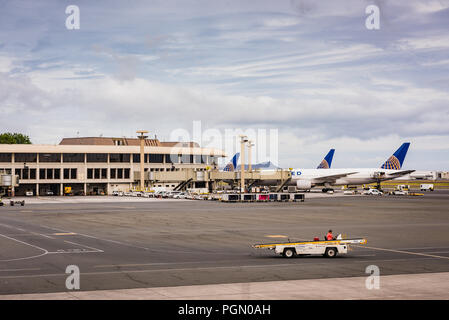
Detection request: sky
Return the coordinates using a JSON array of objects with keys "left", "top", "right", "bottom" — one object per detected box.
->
[{"left": 0, "top": 0, "right": 448, "bottom": 170}]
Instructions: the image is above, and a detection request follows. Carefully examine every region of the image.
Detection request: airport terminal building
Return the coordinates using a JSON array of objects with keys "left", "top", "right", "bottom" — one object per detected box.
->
[{"left": 0, "top": 137, "right": 226, "bottom": 196}]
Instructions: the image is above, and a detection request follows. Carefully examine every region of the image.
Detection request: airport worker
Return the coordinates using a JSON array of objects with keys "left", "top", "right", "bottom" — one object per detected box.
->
[{"left": 326, "top": 230, "right": 335, "bottom": 241}]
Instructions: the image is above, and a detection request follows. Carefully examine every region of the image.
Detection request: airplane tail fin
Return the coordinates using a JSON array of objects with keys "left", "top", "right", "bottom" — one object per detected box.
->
[
  {"left": 223, "top": 153, "right": 240, "bottom": 171},
  {"left": 317, "top": 149, "right": 335, "bottom": 169},
  {"left": 381, "top": 142, "right": 410, "bottom": 170}
]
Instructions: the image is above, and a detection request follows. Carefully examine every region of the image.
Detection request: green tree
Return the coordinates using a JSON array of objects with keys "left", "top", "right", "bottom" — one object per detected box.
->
[{"left": 0, "top": 133, "right": 32, "bottom": 144}]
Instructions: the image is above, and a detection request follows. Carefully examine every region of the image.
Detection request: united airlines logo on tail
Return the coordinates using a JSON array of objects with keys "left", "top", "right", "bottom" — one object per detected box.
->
[
  {"left": 317, "top": 160, "right": 329, "bottom": 169},
  {"left": 380, "top": 142, "right": 410, "bottom": 170},
  {"left": 223, "top": 153, "right": 240, "bottom": 172},
  {"left": 381, "top": 155, "right": 401, "bottom": 170},
  {"left": 317, "top": 149, "right": 334, "bottom": 169},
  {"left": 223, "top": 163, "right": 235, "bottom": 171}
]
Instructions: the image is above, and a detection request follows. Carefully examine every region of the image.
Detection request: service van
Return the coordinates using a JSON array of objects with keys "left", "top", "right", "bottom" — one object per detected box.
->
[{"left": 420, "top": 184, "right": 434, "bottom": 191}]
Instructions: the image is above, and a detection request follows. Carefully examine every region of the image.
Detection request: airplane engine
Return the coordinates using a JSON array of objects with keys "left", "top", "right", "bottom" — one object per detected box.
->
[{"left": 296, "top": 180, "right": 312, "bottom": 190}]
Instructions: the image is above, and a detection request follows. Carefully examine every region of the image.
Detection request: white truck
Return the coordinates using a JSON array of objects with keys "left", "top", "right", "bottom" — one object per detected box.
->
[
  {"left": 253, "top": 234, "right": 367, "bottom": 258},
  {"left": 362, "top": 188, "right": 383, "bottom": 196},
  {"left": 420, "top": 184, "right": 434, "bottom": 191}
]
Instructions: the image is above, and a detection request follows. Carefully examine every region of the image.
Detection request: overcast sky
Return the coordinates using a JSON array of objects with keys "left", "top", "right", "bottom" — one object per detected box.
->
[{"left": 0, "top": 0, "right": 448, "bottom": 169}]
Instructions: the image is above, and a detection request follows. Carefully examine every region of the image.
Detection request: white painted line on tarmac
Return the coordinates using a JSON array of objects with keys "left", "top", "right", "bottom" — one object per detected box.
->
[
  {"left": 0, "top": 268, "right": 41, "bottom": 272},
  {"left": 0, "top": 233, "right": 49, "bottom": 262},
  {"left": 425, "top": 251, "right": 449, "bottom": 254},
  {"left": 63, "top": 240, "right": 104, "bottom": 253},
  {"left": 37, "top": 223, "right": 150, "bottom": 251},
  {"left": 94, "top": 254, "right": 375, "bottom": 269},
  {"left": 356, "top": 245, "right": 449, "bottom": 260},
  {"left": 396, "top": 246, "right": 449, "bottom": 250},
  {"left": 47, "top": 249, "right": 102, "bottom": 254},
  {"left": 0, "top": 222, "right": 54, "bottom": 239},
  {"left": 0, "top": 223, "right": 103, "bottom": 260},
  {"left": 395, "top": 246, "right": 449, "bottom": 250}
]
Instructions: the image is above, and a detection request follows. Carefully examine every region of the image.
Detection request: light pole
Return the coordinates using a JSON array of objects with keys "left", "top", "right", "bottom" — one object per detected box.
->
[
  {"left": 247, "top": 140, "right": 254, "bottom": 173},
  {"left": 137, "top": 130, "right": 148, "bottom": 191},
  {"left": 239, "top": 135, "right": 248, "bottom": 194}
]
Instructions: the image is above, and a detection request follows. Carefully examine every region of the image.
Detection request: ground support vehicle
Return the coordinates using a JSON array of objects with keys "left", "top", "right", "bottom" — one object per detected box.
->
[
  {"left": 420, "top": 184, "right": 434, "bottom": 191},
  {"left": 253, "top": 235, "right": 367, "bottom": 258},
  {"left": 362, "top": 189, "right": 383, "bottom": 196},
  {"left": 9, "top": 200, "right": 25, "bottom": 206}
]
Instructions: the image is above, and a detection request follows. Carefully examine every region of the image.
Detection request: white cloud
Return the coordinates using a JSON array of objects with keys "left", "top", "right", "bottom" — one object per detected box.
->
[
  {"left": 263, "top": 17, "right": 300, "bottom": 28},
  {"left": 1, "top": 64, "right": 448, "bottom": 170},
  {"left": 168, "top": 44, "right": 384, "bottom": 80},
  {"left": 411, "top": 0, "right": 449, "bottom": 13},
  {"left": 0, "top": 56, "right": 14, "bottom": 73},
  {"left": 397, "top": 35, "right": 449, "bottom": 50}
]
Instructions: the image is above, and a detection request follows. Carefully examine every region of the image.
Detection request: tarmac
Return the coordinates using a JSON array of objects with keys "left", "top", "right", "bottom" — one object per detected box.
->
[
  {"left": 2, "top": 272, "right": 448, "bottom": 300},
  {"left": 0, "top": 190, "right": 448, "bottom": 298}
]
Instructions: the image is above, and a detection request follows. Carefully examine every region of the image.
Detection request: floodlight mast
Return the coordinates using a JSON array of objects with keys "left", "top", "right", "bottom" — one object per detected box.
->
[
  {"left": 137, "top": 130, "right": 149, "bottom": 191},
  {"left": 239, "top": 135, "right": 248, "bottom": 194},
  {"left": 247, "top": 140, "right": 255, "bottom": 172}
]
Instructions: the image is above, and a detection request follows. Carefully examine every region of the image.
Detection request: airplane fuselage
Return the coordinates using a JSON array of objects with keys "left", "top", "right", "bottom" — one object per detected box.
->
[
  {"left": 254, "top": 168, "right": 413, "bottom": 188},
  {"left": 290, "top": 168, "right": 410, "bottom": 186}
]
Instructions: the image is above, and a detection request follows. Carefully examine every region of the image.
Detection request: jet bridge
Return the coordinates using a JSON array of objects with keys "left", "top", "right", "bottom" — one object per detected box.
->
[{"left": 134, "top": 169, "right": 292, "bottom": 191}]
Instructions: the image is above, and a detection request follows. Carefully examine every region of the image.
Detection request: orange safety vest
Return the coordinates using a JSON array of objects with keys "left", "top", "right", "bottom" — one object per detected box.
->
[{"left": 326, "top": 233, "right": 333, "bottom": 241}]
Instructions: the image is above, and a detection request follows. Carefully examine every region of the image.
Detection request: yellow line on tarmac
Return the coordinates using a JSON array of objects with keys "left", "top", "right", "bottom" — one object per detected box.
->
[
  {"left": 265, "top": 235, "right": 288, "bottom": 238},
  {"left": 53, "top": 232, "right": 77, "bottom": 236}
]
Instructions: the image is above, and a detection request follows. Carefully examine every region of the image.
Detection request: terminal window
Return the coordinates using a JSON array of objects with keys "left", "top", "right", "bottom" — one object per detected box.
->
[
  {"left": 63, "top": 153, "right": 84, "bottom": 162},
  {"left": 148, "top": 154, "right": 164, "bottom": 163},
  {"left": 180, "top": 154, "right": 192, "bottom": 164},
  {"left": 16, "top": 168, "right": 36, "bottom": 180},
  {"left": 87, "top": 153, "right": 108, "bottom": 162},
  {"left": 38, "top": 168, "right": 61, "bottom": 180},
  {"left": 71, "top": 168, "right": 77, "bottom": 179},
  {"left": 110, "top": 153, "right": 130, "bottom": 163},
  {"left": 132, "top": 154, "right": 149, "bottom": 163},
  {"left": 165, "top": 154, "right": 179, "bottom": 164},
  {"left": 15, "top": 153, "right": 37, "bottom": 163},
  {"left": 0, "top": 153, "right": 12, "bottom": 162},
  {"left": 39, "top": 153, "right": 61, "bottom": 162}
]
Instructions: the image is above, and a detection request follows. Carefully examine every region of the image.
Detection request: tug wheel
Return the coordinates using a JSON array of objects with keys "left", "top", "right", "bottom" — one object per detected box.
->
[{"left": 283, "top": 248, "right": 295, "bottom": 258}]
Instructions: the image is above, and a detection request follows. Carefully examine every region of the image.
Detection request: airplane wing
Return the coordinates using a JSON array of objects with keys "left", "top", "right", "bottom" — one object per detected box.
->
[
  {"left": 387, "top": 169, "right": 415, "bottom": 176},
  {"left": 381, "top": 169, "right": 415, "bottom": 179},
  {"left": 313, "top": 172, "right": 358, "bottom": 183}
]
